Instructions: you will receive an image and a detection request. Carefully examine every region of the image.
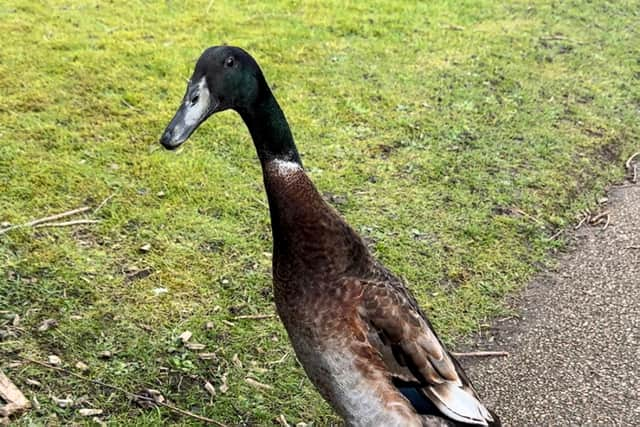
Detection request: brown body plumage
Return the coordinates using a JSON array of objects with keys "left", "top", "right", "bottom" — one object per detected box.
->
[{"left": 160, "top": 46, "right": 500, "bottom": 426}]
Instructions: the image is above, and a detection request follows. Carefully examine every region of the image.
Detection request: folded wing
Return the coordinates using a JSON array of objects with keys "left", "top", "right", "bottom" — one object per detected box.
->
[{"left": 355, "top": 279, "right": 495, "bottom": 426}]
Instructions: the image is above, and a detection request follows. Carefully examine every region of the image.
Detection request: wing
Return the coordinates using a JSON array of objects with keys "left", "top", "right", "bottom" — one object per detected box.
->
[{"left": 353, "top": 278, "right": 495, "bottom": 426}]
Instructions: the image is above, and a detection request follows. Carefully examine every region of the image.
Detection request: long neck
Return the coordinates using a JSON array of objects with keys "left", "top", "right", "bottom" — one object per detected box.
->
[
  {"left": 238, "top": 85, "right": 302, "bottom": 167},
  {"left": 237, "top": 87, "right": 369, "bottom": 281}
]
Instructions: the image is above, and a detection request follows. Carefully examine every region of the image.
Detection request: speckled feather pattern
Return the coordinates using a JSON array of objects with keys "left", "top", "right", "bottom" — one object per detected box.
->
[{"left": 263, "top": 160, "right": 497, "bottom": 427}]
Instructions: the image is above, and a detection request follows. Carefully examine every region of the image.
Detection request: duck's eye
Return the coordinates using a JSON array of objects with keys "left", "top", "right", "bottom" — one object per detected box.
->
[
  {"left": 190, "top": 95, "right": 199, "bottom": 105},
  {"left": 224, "top": 57, "right": 234, "bottom": 68}
]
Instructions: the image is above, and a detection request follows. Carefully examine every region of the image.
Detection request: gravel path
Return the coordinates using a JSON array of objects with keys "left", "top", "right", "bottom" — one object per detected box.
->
[{"left": 461, "top": 182, "right": 640, "bottom": 426}]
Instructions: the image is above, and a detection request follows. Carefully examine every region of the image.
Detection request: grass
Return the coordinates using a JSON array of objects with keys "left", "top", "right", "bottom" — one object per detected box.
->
[{"left": 0, "top": 0, "right": 638, "bottom": 424}]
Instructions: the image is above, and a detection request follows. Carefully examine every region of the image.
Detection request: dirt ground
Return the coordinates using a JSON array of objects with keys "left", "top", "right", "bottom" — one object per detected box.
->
[{"left": 461, "top": 180, "right": 640, "bottom": 426}]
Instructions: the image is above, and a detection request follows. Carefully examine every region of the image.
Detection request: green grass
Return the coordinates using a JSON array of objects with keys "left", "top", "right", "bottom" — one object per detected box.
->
[{"left": 1, "top": 0, "right": 638, "bottom": 424}]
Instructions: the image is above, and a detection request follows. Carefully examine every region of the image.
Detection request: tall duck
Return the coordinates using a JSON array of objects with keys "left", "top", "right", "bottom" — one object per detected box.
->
[{"left": 160, "top": 46, "right": 500, "bottom": 427}]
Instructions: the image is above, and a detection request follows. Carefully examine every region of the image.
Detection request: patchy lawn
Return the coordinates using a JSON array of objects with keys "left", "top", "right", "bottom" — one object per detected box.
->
[{"left": 0, "top": 0, "right": 638, "bottom": 425}]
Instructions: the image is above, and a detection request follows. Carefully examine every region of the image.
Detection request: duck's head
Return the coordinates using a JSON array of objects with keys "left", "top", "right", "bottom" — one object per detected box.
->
[{"left": 160, "top": 46, "right": 264, "bottom": 150}]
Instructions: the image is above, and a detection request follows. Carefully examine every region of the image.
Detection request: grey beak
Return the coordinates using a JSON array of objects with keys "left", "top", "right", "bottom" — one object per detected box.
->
[
  {"left": 159, "top": 77, "right": 214, "bottom": 150},
  {"left": 160, "top": 103, "right": 195, "bottom": 150}
]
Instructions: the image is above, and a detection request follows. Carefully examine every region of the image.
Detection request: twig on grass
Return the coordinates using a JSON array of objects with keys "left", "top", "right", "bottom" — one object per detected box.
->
[
  {"left": 0, "top": 206, "right": 91, "bottom": 235},
  {"left": 540, "top": 35, "right": 569, "bottom": 41},
  {"left": 20, "top": 357, "right": 227, "bottom": 426},
  {"left": 546, "top": 229, "right": 564, "bottom": 241},
  {"left": 205, "top": 0, "right": 215, "bottom": 13},
  {"left": 450, "top": 351, "right": 509, "bottom": 358},
  {"left": 34, "top": 220, "right": 101, "bottom": 228},
  {"left": 94, "top": 194, "right": 115, "bottom": 214},
  {"left": 511, "top": 208, "right": 545, "bottom": 226},
  {"left": 625, "top": 152, "right": 640, "bottom": 183},
  {"left": 574, "top": 214, "right": 589, "bottom": 230},
  {"left": 233, "top": 314, "right": 275, "bottom": 320}
]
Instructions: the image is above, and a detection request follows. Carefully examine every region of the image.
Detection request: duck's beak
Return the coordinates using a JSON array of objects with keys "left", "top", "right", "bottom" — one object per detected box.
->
[{"left": 160, "top": 77, "right": 217, "bottom": 150}]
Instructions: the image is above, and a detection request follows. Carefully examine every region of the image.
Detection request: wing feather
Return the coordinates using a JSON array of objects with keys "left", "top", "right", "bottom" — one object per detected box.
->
[{"left": 353, "top": 278, "right": 494, "bottom": 426}]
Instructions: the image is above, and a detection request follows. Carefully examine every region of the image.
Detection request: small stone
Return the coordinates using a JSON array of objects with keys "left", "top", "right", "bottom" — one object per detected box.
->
[
  {"left": 48, "top": 355, "right": 62, "bottom": 366},
  {"left": 205, "top": 321, "right": 214, "bottom": 330},
  {"left": 139, "top": 243, "right": 152, "bottom": 253},
  {"left": 98, "top": 351, "right": 112, "bottom": 359},
  {"left": 156, "top": 191, "right": 166, "bottom": 197}
]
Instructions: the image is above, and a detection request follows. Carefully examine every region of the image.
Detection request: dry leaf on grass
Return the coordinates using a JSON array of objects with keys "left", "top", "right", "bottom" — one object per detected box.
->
[
  {"left": 0, "top": 370, "right": 31, "bottom": 418},
  {"left": 133, "top": 388, "right": 165, "bottom": 409}
]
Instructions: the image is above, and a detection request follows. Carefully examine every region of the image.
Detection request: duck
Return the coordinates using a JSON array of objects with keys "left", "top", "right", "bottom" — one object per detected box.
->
[{"left": 159, "top": 46, "right": 500, "bottom": 427}]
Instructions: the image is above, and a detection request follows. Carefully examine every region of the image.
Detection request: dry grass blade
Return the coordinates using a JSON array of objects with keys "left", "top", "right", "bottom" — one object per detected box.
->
[
  {"left": 589, "top": 210, "right": 610, "bottom": 224},
  {"left": 625, "top": 151, "right": 640, "bottom": 169},
  {"left": 34, "top": 220, "right": 101, "bottom": 228},
  {"left": 0, "top": 206, "right": 91, "bottom": 234},
  {"left": 575, "top": 214, "right": 589, "bottom": 230},
  {"left": 233, "top": 314, "right": 275, "bottom": 320},
  {"left": 546, "top": 229, "right": 564, "bottom": 241},
  {"left": 94, "top": 194, "right": 115, "bottom": 214},
  {"left": 245, "top": 377, "right": 273, "bottom": 390}
]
